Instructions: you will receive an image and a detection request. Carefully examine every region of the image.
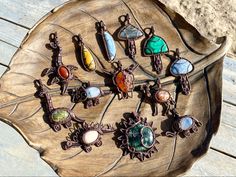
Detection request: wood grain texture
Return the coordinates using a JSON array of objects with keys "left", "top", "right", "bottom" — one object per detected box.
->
[{"left": 0, "top": 0, "right": 230, "bottom": 176}]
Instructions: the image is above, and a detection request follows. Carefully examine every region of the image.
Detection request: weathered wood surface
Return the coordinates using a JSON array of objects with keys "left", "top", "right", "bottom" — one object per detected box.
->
[{"left": 0, "top": 0, "right": 235, "bottom": 176}]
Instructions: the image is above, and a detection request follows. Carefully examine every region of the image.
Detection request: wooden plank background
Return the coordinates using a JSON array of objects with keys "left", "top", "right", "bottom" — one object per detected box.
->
[{"left": 0, "top": 0, "right": 235, "bottom": 176}]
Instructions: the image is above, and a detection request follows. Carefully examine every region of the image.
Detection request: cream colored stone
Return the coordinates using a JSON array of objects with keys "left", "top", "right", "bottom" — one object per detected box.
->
[{"left": 82, "top": 130, "right": 99, "bottom": 144}]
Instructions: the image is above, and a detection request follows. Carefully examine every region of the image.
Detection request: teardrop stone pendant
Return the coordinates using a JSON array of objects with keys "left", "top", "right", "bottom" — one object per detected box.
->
[
  {"left": 170, "top": 48, "right": 194, "bottom": 95},
  {"left": 143, "top": 26, "right": 169, "bottom": 74},
  {"left": 117, "top": 14, "right": 144, "bottom": 59},
  {"left": 74, "top": 34, "right": 96, "bottom": 72},
  {"left": 97, "top": 21, "right": 116, "bottom": 62}
]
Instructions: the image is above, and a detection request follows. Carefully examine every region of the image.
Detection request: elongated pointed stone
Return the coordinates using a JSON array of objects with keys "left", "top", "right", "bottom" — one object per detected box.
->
[
  {"left": 51, "top": 109, "right": 69, "bottom": 122},
  {"left": 83, "top": 47, "right": 96, "bottom": 71},
  {"left": 144, "top": 35, "right": 168, "bottom": 55},
  {"left": 85, "top": 87, "right": 101, "bottom": 98},
  {"left": 104, "top": 31, "right": 116, "bottom": 61},
  {"left": 119, "top": 24, "right": 143, "bottom": 40},
  {"left": 170, "top": 58, "right": 193, "bottom": 75}
]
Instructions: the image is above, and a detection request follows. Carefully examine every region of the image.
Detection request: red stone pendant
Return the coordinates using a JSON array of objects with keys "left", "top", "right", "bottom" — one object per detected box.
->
[{"left": 58, "top": 65, "right": 70, "bottom": 79}]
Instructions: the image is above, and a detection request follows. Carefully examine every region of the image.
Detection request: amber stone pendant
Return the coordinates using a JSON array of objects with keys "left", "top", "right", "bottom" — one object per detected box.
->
[
  {"left": 111, "top": 61, "right": 138, "bottom": 99},
  {"left": 42, "top": 32, "right": 78, "bottom": 94},
  {"left": 74, "top": 34, "right": 96, "bottom": 72},
  {"left": 143, "top": 26, "right": 169, "bottom": 74},
  {"left": 96, "top": 21, "right": 116, "bottom": 62},
  {"left": 62, "top": 122, "right": 115, "bottom": 153},
  {"left": 116, "top": 112, "right": 159, "bottom": 161},
  {"left": 35, "top": 79, "right": 84, "bottom": 132},
  {"left": 141, "top": 78, "right": 175, "bottom": 116},
  {"left": 169, "top": 48, "right": 194, "bottom": 95},
  {"left": 165, "top": 110, "right": 202, "bottom": 138},
  {"left": 117, "top": 14, "right": 144, "bottom": 59}
]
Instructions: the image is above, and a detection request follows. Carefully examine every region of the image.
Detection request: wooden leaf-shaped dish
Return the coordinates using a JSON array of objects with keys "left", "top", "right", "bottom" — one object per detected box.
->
[{"left": 0, "top": 0, "right": 230, "bottom": 176}]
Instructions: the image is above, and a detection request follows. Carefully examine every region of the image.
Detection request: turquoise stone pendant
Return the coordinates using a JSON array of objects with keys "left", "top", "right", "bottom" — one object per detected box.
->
[
  {"left": 165, "top": 110, "right": 202, "bottom": 137},
  {"left": 117, "top": 14, "right": 144, "bottom": 59},
  {"left": 96, "top": 21, "right": 116, "bottom": 62},
  {"left": 170, "top": 48, "right": 194, "bottom": 95},
  {"left": 143, "top": 26, "right": 169, "bottom": 74},
  {"left": 116, "top": 112, "right": 159, "bottom": 161}
]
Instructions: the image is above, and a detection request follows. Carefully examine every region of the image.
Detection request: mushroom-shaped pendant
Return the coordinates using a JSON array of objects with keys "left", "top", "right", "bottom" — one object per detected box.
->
[
  {"left": 42, "top": 32, "right": 78, "bottom": 94},
  {"left": 117, "top": 14, "right": 144, "bottom": 59},
  {"left": 141, "top": 78, "right": 175, "bottom": 116},
  {"left": 74, "top": 34, "right": 96, "bottom": 72},
  {"left": 96, "top": 21, "right": 116, "bottom": 62},
  {"left": 116, "top": 112, "right": 159, "bottom": 161},
  {"left": 62, "top": 122, "right": 115, "bottom": 153},
  {"left": 170, "top": 48, "right": 194, "bottom": 95},
  {"left": 165, "top": 110, "right": 202, "bottom": 137},
  {"left": 143, "top": 26, "right": 169, "bottom": 74},
  {"left": 35, "top": 79, "right": 84, "bottom": 132}
]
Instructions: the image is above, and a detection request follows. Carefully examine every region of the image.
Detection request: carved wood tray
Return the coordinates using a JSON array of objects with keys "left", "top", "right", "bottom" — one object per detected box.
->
[{"left": 0, "top": 0, "right": 230, "bottom": 176}]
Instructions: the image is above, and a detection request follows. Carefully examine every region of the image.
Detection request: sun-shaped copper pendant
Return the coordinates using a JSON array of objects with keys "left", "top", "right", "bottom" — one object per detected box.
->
[
  {"left": 116, "top": 112, "right": 159, "bottom": 161},
  {"left": 62, "top": 122, "right": 115, "bottom": 153}
]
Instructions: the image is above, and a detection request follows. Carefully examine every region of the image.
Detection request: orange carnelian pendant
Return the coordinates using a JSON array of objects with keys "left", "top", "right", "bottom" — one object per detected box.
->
[
  {"left": 74, "top": 34, "right": 96, "bottom": 72},
  {"left": 42, "top": 32, "right": 78, "bottom": 94},
  {"left": 110, "top": 61, "right": 138, "bottom": 99},
  {"left": 141, "top": 78, "right": 175, "bottom": 116}
]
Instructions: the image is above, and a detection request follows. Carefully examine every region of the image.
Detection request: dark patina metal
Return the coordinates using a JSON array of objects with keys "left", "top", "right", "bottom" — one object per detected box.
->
[
  {"left": 62, "top": 122, "right": 115, "bottom": 152},
  {"left": 35, "top": 79, "right": 84, "bottom": 132},
  {"left": 141, "top": 78, "right": 175, "bottom": 116},
  {"left": 43, "top": 32, "right": 78, "bottom": 95},
  {"left": 165, "top": 110, "right": 202, "bottom": 137},
  {"left": 117, "top": 14, "right": 144, "bottom": 60},
  {"left": 116, "top": 112, "right": 159, "bottom": 162}
]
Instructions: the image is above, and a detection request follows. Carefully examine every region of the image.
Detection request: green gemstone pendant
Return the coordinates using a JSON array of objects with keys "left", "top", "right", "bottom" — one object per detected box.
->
[
  {"left": 143, "top": 26, "right": 169, "bottom": 74},
  {"left": 116, "top": 112, "right": 159, "bottom": 161}
]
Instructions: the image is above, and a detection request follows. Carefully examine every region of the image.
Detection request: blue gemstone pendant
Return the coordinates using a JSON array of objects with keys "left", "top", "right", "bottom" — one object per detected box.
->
[
  {"left": 97, "top": 21, "right": 116, "bottom": 62},
  {"left": 170, "top": 48, "right": 194, "bottom": 95}
]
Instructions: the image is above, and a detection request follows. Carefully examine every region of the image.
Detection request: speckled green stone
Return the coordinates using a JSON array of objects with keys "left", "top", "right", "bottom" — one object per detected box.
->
[
  {"left": 144, "top": 35, "right": 168, "bottom": 55},
  {"left": 127, "top": 123, "right": 154, "bottom": 152},
  {"left": 51, "top": 109, "right": 69, "bottom": 122}
]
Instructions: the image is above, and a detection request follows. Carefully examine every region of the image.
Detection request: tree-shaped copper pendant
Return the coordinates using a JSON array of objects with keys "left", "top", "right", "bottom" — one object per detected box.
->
[
  {"left": 143, "top": 26, "right": 169, "bottom": 74},
  {"left": 117, "top": 14, "right": 144, "bottom": 59},
  {"left": 62, "top": 122, "right": 115, "bottom": 153},
  {"left": 141, "top": 78, "right": 175, "bottom": 116},
  {"left": 116, "top": 112, "right": 159, "bottom": 161},
  {"left": 170, "top": 48, "right": 194, "bottom": 95},
  {"left": 35, "top": 79, "right": 84, "bottom": 132},
  {"left": 42, "top": 32, "right": 78, "bottom": 94}
]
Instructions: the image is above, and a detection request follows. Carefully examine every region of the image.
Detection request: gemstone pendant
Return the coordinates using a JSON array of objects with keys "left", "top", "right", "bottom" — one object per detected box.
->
[
  {"left": 42, "top": 32, "right": 78, "bottom": 95},
  {"left": 74, "top": 34, "right": 96, "bottom": 72},
  {"left": 62, "top": 122, "right": 115, "bottom": 153},
  {"left": 165, "top": 111, "right": 202, "bottom": 138},
  {"left": 116, "top": 112, "right": 159, "bottom": 161},
  {"left": 170, "top": 48, "right": 194, "bottom": 95},
  {"left": 111, "top": 61, "right": 138, "bottom": 99},
  {"left": 117, "top": 14, "right": 144, "bottom": 59},
  {"left": 70, "top": 82, "right": 105, "bottom": 109},
  {"left": 97, "top": 21, "right": 116, "bottom": 62},
  {"left": 35, "top": 79, "right": 84, "bottom": 132},
  {"left": 141, "top": 78, "right": 175, "bottom": 116},
  {"left": 143, "top": 26, "right": 169, "bottom": 74}
]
